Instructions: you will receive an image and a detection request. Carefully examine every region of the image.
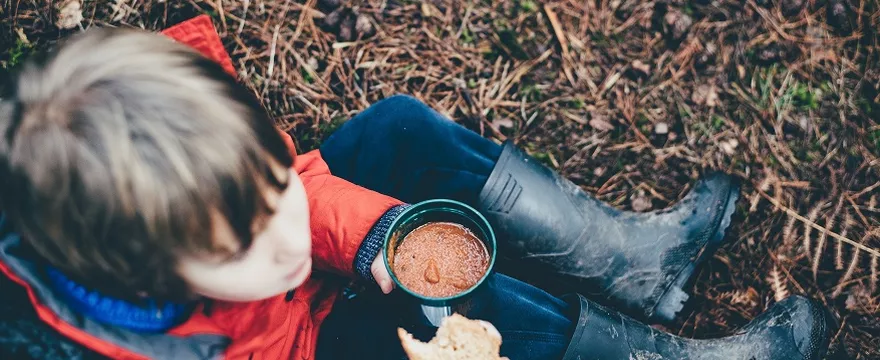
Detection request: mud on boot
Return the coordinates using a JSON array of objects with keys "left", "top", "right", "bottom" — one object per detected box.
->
[
  {"left": 477, "top": 141, "right": 740, "bottom": 323},
  {"left": 561, "top": 294, "right": 837, "bottom": 360}
]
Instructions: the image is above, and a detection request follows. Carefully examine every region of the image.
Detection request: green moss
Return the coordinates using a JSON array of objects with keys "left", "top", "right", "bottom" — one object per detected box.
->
[
  {"left": 519, "top": 0, "right": 538, "bottom": 13},
  {"left": 2, "top": 38, "right": 33, "bottom": 69},
  {"left": 677, "top": 105, "right": 690, "bottom": 119},
  {"left": 794, "top": 142, "right": 817, "bottom": 162},
  {"left": 590, "top": 33, "right": 610, "bottom": 48},
  {"left": 711, "top": 115, "right": 726, "bottom": 131},
  {"left": 636, "top": 114, "right": 651, "bottom": 133},
  {"left": 529, "top": 151, "right": 556, "bottom": 168},
  {"left": 519, "top": 84, "right": 542, "bottom": 101},
  {"left": 205, "top": 9, "right": 220, "bottom": 22},
  {"left": 683, "top": 4, "right": 695, "bottom": 16},
  {"left": 318, "top": 115, "right": 348, "bottom": 137},
  {"left": 611, "top": 157, "right": 625, "bottom": 172},
  {"left": 492, "top": 18, "right": 511, "bottom": 30},
  {"left": 790, "top": 82, "right": 819, "bottom": 110},
  {"left": 461, "top": 28, "right": 475, "bottom": 44},
  {"left": 856, "top": 98, "right": 877, "bottom": 119},
  {"left": 395, "top": 64, "right": 417, "bottom": 74},
  {"left": 301, "top": 67, "right": 314, "bottom": 84},
  {"left": 756, "top": 65, "right": 779, "bottom": 107},
  {"left": 870, "top": 129, "right": 880, "bottom": 151}
]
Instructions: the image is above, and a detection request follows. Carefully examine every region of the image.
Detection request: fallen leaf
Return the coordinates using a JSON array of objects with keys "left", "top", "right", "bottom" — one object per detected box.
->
[
  {"left": 631, "top": 60, "right": 651, "bottom": 76},
  {"left": 337, "top": 11, "right": 357, "bottom": 42},
  {"left": 56, "top": 0, "right": 83, "bottom": 30},
  {"left": 421, "top": 3, "right": 441, "bottom": 18},
  {"left": 631, "top": 192, "right": 653, "bottom": 212},
  {"left": 654, "top": 122, "right": 669, "bottom": 135},
  {"left": 307, "top": 57, "right": 319, "bottom": 71},
  {"left": 355, "top": 14, "right": 376, "bottom": 38},
  {"left": 323, "top": 7, "right": 346, "bottom": 30},
  {"left": 844, "top": 285, "right": 877, "bottom": 314},
  {"left": 589, "top": 115, "right": 615, "bottom": 131},
  {"left": 692, "top": 84, "right": 720, "bottom": 107},
  {"left": 663, "top": 10, "right": 693, "bottom": 40},
  {"left": 492, "top": 118, "right": 515, "bottom": 129},
  {"left": 720, "top": 138, "right": 739, "bottom": 155}
]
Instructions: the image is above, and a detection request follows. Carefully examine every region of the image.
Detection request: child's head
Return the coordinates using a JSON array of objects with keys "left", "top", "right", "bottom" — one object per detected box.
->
[{"left": 0, "top": 28, "right": 312, "bottom": 303}]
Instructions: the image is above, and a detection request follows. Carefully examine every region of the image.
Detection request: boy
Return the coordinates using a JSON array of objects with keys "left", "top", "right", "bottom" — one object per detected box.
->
[{"left": 0, "top": 17, "right": 835, "bottom": 360}]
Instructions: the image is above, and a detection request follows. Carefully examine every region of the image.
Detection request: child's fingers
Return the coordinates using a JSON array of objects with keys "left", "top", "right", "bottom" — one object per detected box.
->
[{"left": 371, "top": 255, "right": 395, "bottom": 294}]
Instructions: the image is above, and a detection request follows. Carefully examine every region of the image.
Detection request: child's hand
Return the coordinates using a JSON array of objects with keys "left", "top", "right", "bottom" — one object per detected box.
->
[{"left": 371, "top": 254, "right": 395, "bottom": 294}]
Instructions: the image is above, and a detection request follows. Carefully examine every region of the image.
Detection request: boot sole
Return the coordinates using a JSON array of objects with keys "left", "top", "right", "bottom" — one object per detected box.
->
[{"left": 649, "top": 176, "right": 741, "bottom": 323}]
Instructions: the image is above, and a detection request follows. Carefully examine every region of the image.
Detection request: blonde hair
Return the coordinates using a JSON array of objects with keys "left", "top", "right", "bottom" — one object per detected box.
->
[{"left": 0, "top": 28, "right": 293, "bottom": 301}]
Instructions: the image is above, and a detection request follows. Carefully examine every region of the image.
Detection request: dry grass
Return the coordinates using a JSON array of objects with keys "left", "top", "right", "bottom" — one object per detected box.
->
[{"left": 2, "top": 0, "right": 879, "bottom": 357}]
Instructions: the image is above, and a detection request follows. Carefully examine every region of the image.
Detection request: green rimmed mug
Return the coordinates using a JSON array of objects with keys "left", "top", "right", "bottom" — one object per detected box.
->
[{"left": 383, "top": 199, "right": 497, "bottom": 327}]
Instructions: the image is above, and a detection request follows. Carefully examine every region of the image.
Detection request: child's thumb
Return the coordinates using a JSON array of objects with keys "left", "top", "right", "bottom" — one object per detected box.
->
[{"left": 371, "top": 255, "right": 395, "bottom": 294}]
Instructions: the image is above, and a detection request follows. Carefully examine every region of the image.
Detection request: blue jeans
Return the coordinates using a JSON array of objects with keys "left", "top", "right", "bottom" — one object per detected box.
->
[{"left": 316, "top": 95, "right": 572, "bottom": 359}]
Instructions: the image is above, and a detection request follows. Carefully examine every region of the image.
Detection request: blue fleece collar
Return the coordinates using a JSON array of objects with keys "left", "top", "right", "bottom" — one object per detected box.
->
[{"left": 45, "top": 267, "right": 191, "bottom": 333}]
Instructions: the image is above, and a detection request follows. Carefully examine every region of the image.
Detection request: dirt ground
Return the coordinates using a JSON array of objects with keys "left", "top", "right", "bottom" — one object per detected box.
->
[{"left": 2, "top": 0, "right": 879, "bottom": 358}]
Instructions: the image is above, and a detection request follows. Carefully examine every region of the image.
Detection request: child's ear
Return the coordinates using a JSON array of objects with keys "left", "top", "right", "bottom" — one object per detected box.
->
[{"left": 278, "top": 129, "right": 299, "bottom": 161}]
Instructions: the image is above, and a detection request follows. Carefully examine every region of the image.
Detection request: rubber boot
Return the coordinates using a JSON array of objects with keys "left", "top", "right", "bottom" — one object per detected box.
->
[
  {"left": 477, "top": 141, "right": 740, "bottom": 323},
  {"left": 561, "top": 294, "right": 836, "bottom": 360}
]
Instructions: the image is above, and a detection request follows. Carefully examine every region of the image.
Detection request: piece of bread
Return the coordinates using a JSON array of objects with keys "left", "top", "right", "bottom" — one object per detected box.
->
[{"left": 398, "top": 314, "right": 508, "bottom": 360}]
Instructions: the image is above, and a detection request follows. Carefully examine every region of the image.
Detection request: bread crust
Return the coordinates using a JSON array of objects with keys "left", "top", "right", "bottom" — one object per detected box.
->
[{"left": 398, "top": 314, "right": 508, "bottom": 360}]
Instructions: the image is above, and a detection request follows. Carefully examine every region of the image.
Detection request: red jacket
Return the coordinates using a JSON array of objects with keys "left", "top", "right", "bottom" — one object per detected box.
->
[{"left": 0, "top": 15, "right": 401, "bottom": 359}]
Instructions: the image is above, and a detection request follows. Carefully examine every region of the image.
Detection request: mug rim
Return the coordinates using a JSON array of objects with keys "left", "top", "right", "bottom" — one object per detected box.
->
[{"left": 382, "top": 199, "right": 497, "bottom": 305}]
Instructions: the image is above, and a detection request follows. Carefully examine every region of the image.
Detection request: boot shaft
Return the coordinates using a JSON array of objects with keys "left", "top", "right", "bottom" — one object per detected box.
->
[
  {"left": 478, "top": 141, "right": 740, "bottom": 322},
  {"left": 561, "top": 294, "right": 835, "bottom": 360}
]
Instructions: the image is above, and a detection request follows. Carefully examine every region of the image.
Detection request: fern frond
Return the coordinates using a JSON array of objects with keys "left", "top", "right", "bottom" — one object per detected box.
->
[
  {"left": 769, "top": 266, "right": 789, "bottom": 302},
  {"left": 803, "top": 202, "right": 825, "bottom": 259},
  {"left": 835, "top": 212, "right": 852, "bottom": 270}
]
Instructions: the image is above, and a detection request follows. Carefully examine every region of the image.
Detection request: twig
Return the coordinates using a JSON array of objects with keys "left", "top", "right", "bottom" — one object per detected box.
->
[
  {"left": 237, "top": 0, "right": 250, "bottom": 34},
  {"left": 813, "top": 198, "right": 844, "bottom": 280},
  {"left": 543, "top": 4, "right": 576, "bottom": 87},
  {"left": 757, "top": 188, "right": 880, "bottom": 258}
]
